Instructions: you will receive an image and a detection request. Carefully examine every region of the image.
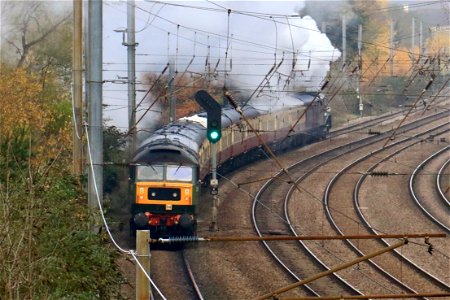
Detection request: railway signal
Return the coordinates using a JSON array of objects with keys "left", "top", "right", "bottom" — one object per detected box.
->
[
  {"left": 207, "top": 113, "right": 222, "bottom": 143},
  {"left": 194, "top": 90, "right": 222, "bottom": 143},
  {"left": 194, "top": 90, "right": 222, "bottom": 231}
]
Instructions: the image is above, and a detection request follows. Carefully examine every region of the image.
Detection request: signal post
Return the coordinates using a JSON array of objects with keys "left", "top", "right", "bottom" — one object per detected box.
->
[{"left": 194, "top": 90, "right": 222, "bottom": 231}]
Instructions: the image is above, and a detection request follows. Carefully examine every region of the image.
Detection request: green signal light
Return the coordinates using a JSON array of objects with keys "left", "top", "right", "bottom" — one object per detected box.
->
[
  {"left": 208, "top": 130, "right": 221, "bottom": 142},
  {"left": 209, "top": 131, "right": 219, "bottom": 140}
]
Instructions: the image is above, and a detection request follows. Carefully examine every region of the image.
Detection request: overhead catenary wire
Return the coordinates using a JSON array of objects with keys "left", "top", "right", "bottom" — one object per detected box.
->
[
  {"left": 382, "top": 76, "right": 435, "bottom": 148},
  {"left": 104, "top": 0, "right": 450, "bottom": 213},
  {"left": 104, "top": 0, "right": 449, "bottom": 95},
  {"left": 96, "top": 4, "right": 449, "bottom": 295},
  {"left": 211, "top": 103, "right": 450, "bottom": 258},
  {"left": 136, "top": 0, "right": 444, "bottom": 60}
]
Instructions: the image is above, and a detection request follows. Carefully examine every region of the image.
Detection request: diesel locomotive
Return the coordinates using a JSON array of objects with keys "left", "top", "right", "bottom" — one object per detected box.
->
[{"left": 130, "top": 91, "right": 331, "bottom": 237}]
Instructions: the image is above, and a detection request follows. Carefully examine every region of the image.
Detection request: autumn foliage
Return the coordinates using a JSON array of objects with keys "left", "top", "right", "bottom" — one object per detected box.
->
[
  {"left": 141, "top": 71, "right": 224, "bottom": 124},
  {"left": 0, "top": 66, "right": 72, "bottom": 171},
  {"left": 0, "top": 65, "right": 122, "bottom": 297}
]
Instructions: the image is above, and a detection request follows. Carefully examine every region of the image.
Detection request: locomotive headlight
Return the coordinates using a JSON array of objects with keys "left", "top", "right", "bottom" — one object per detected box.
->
[{"left": 184, "top": 188, "right": 191, "bottom": 202}]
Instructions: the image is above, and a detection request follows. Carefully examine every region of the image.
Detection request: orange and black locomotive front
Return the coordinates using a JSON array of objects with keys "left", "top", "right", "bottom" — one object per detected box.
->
[{"left": 130, "top": 163, "right": 200, "bottom": 238}]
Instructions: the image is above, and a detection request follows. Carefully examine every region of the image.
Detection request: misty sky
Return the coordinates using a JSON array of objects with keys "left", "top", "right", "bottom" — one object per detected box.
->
[{"left": 102, "top": 1, "right": 340, "bottom": 130}]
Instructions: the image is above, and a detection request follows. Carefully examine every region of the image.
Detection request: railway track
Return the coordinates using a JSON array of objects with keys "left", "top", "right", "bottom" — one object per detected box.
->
[
  {"left": 145, "top": 109, "right": 421, "bottom": 299},
  {"left": 329, "top": 109, "right": 407, "bottom": 138},
  {"left": 182, "top": 249, "right": 205, "bottom": 300},
  {"left": 409, "top": 145, "right": 450, "bottom": 233},
  {"left": 437, "top": 157, "right": 450, "bottom": 205},
  {"left": 324, "top": 123, "right": 450, "bottom": 295},
  {"left": 352, "top": 130, "right": 450, "bottom": 292},
  {"left": 150, "top": 247, "right": 204, "bottom": 300},
  {"left": 252, "top": 111, "right": 450, "bottom": 297}
]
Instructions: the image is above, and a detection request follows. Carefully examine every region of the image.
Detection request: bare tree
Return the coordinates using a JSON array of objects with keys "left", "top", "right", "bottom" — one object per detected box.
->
[{"left": 1, "top": 1, "right": 70, "bottom": 68}]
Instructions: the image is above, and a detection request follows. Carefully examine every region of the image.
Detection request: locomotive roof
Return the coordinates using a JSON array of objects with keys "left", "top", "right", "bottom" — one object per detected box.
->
[
  {"left": 133, "top": 121, "right": 205, "bottom": 165},
  {"left": 133, "top": 92, "right": 311, "bottom": 165}
]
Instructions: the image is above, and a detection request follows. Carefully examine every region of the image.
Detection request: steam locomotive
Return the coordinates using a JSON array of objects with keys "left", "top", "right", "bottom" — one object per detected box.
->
[{"left": 130, "top": 92, "right": 331, "bottom": 237}]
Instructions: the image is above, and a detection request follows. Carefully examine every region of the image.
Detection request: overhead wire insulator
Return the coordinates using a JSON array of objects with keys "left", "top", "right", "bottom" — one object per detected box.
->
[{"left": 155, "top": 236, "right": 205, "bottom": 244}]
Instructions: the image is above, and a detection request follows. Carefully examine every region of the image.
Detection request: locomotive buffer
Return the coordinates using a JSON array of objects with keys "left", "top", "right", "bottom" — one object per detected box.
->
[{"left": 194, "top": 90, "right": 222, "bottom": 231}]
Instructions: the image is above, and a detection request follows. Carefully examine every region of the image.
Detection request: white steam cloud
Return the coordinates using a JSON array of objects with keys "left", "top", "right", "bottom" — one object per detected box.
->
[{"left": 103, "top": 1, "right": 340, "bottom": 129}]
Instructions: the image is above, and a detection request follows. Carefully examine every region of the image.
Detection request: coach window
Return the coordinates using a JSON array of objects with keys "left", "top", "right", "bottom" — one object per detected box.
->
[
  {"left": 242, "top": 123, "right": 247, "bottom": 139},
  {"left": 167, "top": 165, "right": 194, "bottom": 182},
  {"left": 136, "top": 165, "right": 164, "bottom": 181}
]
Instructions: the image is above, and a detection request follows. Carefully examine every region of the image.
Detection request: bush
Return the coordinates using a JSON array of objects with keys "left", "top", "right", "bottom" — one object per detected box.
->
[{"left": 0, "top": 173, "right": 123, "bottom": 299}]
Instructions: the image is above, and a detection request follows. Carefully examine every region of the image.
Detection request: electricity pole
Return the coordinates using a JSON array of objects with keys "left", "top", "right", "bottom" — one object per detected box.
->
[
  {"left": 390, "top": 20, "right": 394, "bottom": 77},
  {"left": 419, "top": 20, "right": 424, "bottom": 58},
  {"left": 87, "top": 0, "right": 103, "bottom": 212},
  {"left": 169, "top": 57, "right": 176, "bottom": 123},
  {"left": 127, "top": 0, "right": 137, "bottom": 158},
  {"left": 412, "top": 17, "right": 415, "bottom": 63},
  {"left": 342, "top": 15, "right": 346, "bottom": 69},
  {"left": 73, "top": 0, "right": 83, "bottom": 176},
  {"left": 357, "top": 24, "right": 363, "bottom": 117}
]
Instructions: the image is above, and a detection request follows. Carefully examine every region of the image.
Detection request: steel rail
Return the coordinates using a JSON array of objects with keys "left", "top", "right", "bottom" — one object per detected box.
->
[
  {"left": 254, "top": 240, "right": 408, "bottom": 300},
  {"left": 252, "top": 111, "right": 450, "bottom": 297},
  {"left": 284, "top": 124, "right": 449, "bottom": 296},
  {"left": 280, "top": 292, "right": 450, "bottom": 299},
  {"left": 322, "top": 124, "right": 450, "bottom": 296},
  {"left": 182, "top": 249, "right": 204, "bottom": 300},
  {"left": 329, "top": 108, "right": 407, "bottom": 138},
  {"left": 409, "top": 145, "right": 450, "bottom": 233},
  {"left": 353, "top": 131, "right": 450, "bottom": 293},
  {"left": 437, "top": 157, "right": 450, "bottom": 206}
]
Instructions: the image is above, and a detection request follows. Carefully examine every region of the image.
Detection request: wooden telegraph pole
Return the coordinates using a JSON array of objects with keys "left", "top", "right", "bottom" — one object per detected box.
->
[
  {"left": 73, "top": 0, "right": 83, "bottom": 175},
  {"left": 136, "top": 230, "right": 151, "bottom": 300}
]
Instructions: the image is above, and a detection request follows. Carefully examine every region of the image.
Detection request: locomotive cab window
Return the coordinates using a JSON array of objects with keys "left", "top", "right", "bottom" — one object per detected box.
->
[
  {"left": 166, "top": 165, "right": 193, "bottom": 182},
  {"left": 136, "top": 164, "right": 194, "bottom": 182},
  {"left": 136, "top": 165, "right": 164, "bottom": 181}
]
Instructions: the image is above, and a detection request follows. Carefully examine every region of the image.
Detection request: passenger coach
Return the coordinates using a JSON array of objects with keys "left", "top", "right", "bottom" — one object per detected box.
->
[{"left": 130, "top": 92, "right": 331, "bottom": 237}]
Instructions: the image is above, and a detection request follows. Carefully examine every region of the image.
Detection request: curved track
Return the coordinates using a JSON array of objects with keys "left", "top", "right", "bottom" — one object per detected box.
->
[
  {"left": 353, "top": 131, "right": 450, "bottom": 293},
  {"left": 252, "top": 111, "right": 450, "bottom": 297},
  {"left": 409, "top": 145, "right": 450, "bottom": 233},
  {"left": 324, "top": 124, "right": 450, "bottom": 295},
  {"left": 437, "top": 158, "right": 450, "bottom": 205}
]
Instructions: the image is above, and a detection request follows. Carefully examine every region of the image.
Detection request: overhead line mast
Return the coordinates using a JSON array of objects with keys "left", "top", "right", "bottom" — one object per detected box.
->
[
  {"left": 127, "top": 0, "right": 137, "bottom": 159},
  {"left": 87, "top": 0, "right": 103, "bottom": 214}
]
